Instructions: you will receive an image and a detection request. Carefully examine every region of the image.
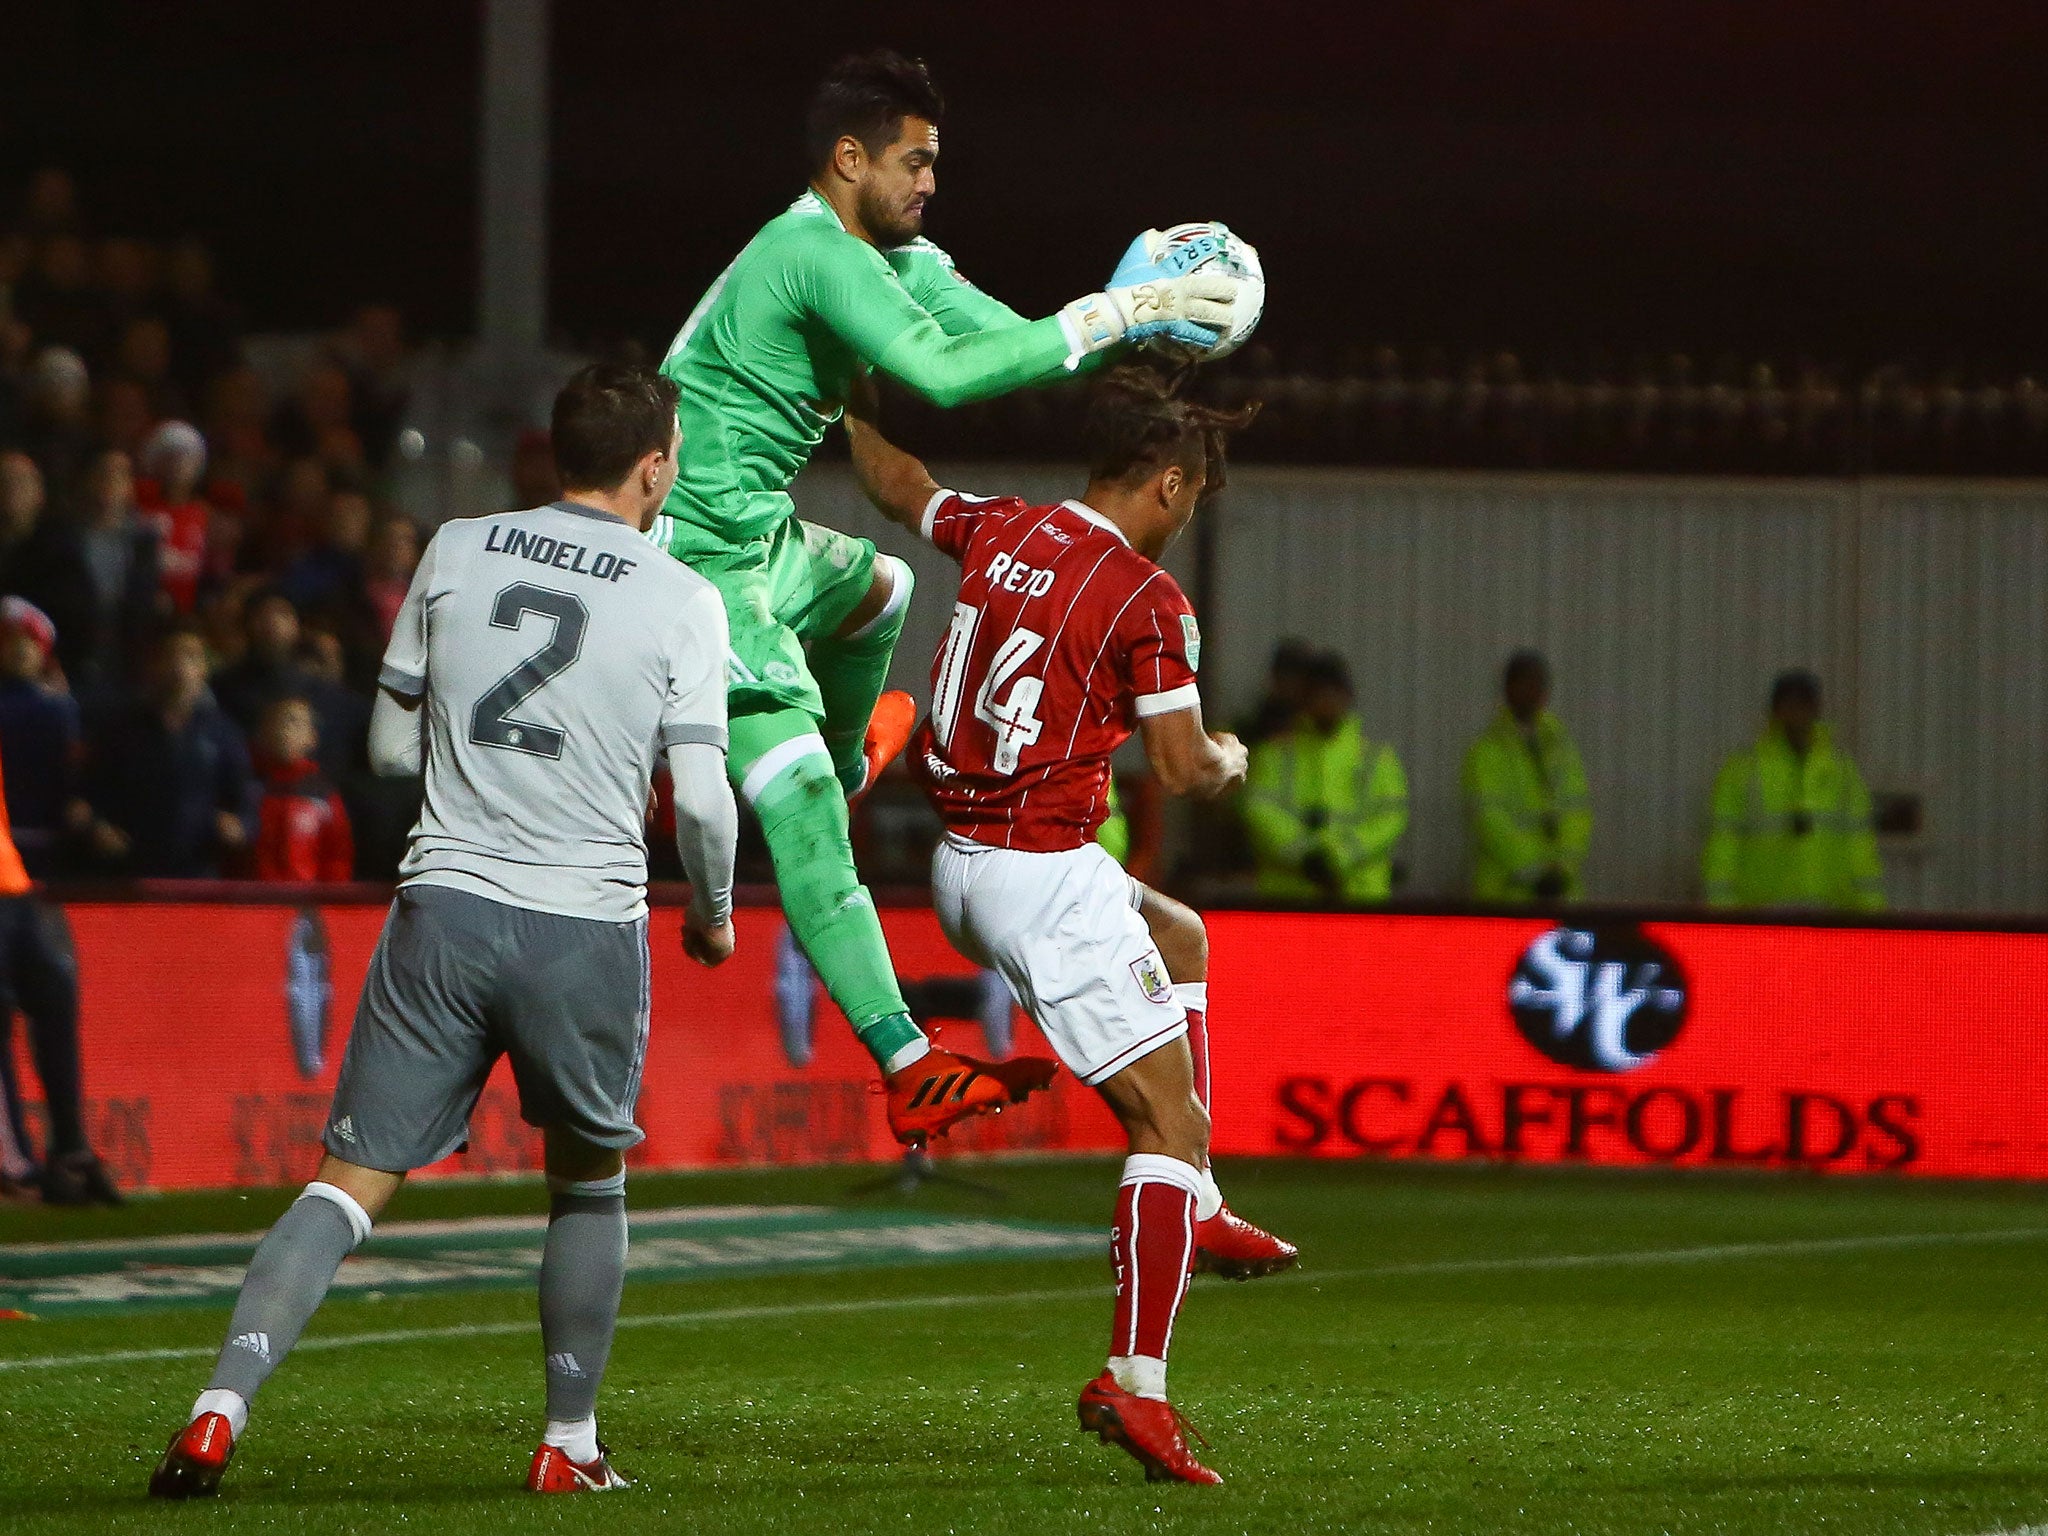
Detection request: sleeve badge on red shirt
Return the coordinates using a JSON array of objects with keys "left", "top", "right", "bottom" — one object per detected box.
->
[{"left": 1180, "top": 613, "right": 1202, "bottom": 671}]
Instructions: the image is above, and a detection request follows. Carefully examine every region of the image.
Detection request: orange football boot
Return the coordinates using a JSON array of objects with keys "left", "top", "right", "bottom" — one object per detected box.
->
[
  {"left": 884, "top": 1045, "right": 1058, "bottom": 1146},
  {"left": 526, "top": 1441, "right": 632, "bottom": 1492},
  {"left": 148, "top": 1412, "right": 236, "bottom": 1499},
  {"left": 849, "top": 690, "right": 918, "bottom": 804},
  {"left": 1077, "top": 1371, "right": 1222, "bottom": 1485}
]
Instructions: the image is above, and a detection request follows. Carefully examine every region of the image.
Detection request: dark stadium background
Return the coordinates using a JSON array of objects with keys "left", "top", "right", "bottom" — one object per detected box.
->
[{"left": 4, "top": 0, "right": 2045, "bottom": 365}]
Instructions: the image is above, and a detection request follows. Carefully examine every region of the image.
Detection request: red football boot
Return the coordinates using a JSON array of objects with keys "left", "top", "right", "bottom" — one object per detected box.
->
[
  {"left": 883, "top": 1045, "right": 1058, "bottom": 1146},
  {"left": 1077, "top": 1371, "right": 1222, "bottom": 1485},
  {"left": 526, "top": 1441, "right": 633, "bottom": 1492},
  {"left": 148, "top": 1412, "right": 236, "bottom": 1499},
  {"left": 1195, "top": 1206, "right": 1300, "bottom": 1281},
  {"left": 848, "top": 690, "right": 918, "bottom": 805}
]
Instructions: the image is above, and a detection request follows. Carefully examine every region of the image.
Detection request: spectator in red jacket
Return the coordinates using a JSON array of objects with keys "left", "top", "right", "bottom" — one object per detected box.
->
[
  {"left": 135, "top": 420, "right": 211, "bottom": 613},
  {"left": 250, "top": 694, "right": 353, "bottom": 882}
]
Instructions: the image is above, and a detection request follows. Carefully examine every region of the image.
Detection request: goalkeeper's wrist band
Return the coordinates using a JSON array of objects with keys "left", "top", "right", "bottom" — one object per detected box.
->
[{"left": 1057, "top": 293, "right": 1126, "bottom": 368}]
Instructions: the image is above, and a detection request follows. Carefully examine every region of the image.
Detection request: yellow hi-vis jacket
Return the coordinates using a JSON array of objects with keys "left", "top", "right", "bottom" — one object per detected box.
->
[
  {"left": 1096, "top": 775, "right": 1128, "bottom": 865},
  {"left": 1243, "top": 715, "right": 1408, "bottom": 902},
  {"left": 1462, "top": 708, "right": 1593, "bottom": 903},
  {"left": 1702, "top": 721, "right": 1884, "bottom": 911}
]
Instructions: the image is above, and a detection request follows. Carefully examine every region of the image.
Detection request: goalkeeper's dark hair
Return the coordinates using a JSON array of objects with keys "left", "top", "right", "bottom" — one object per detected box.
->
[
  {"left": 550, "top": 363, "right": 679, "bottom": 493},
  {"left": 806, "top": 51, "right": 944, "bottom": 171},
  {"left": 1084, "top": 364, "right": 1260, "bottom": 493}
]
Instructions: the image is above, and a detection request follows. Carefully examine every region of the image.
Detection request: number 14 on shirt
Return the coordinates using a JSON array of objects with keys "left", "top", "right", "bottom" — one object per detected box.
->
[{"left": 933, "top": 601, "right": 1047, "bottom": 775}]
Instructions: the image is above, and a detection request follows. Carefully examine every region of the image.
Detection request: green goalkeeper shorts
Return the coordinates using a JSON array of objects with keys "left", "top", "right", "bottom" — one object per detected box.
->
[{"left": 652, "top": 513, "right": 878, "bottom": 720}]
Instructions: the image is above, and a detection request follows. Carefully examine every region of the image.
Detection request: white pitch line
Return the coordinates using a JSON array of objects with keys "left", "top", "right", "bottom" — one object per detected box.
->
[
  {"left": 3, "top": 1222, "right": 2042, "bottom": 1376},
  {"left": 0, "top": 1203, "right": 830, "bottom": 1257}
]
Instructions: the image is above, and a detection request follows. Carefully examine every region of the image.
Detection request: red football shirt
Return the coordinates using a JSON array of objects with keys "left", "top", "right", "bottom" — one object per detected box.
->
[
  {"left": 911, "top": 492, "right": 1202, "bottom": 852},
  {"left": 252, "top": 758, "right": 355, "bottom": 882}
]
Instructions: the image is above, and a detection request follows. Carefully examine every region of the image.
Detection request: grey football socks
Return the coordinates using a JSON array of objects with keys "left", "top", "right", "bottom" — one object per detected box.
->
[
  {"left": 539, "top": 1181, "right": 628, "bottom": 1435},
  {"left": 193, "top": 1174, "right": 626, "bottom": 1456},
  {"left": 204, "top": 1182, "right": 371, "bottom": 1407}
]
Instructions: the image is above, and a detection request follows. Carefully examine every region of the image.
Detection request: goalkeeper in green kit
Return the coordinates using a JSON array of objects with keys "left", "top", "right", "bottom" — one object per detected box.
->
[{"left": 651, "top": 51, "right": 1237, "bottom": 1143}]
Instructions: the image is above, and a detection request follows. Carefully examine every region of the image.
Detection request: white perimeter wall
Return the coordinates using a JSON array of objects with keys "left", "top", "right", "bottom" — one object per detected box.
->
[{"left": 792, "top": 463, "right": 2048, "bottom": 915}]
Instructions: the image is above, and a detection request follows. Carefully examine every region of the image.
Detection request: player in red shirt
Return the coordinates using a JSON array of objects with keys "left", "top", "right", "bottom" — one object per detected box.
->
[{"left": 850, "top": 365, "right": 1296, "bottom": 1485}]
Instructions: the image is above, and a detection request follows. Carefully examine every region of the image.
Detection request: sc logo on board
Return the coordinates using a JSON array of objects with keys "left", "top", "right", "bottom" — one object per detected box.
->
[{"left": 1507, "top": 926, "right": 1689, "bottom": 1073}]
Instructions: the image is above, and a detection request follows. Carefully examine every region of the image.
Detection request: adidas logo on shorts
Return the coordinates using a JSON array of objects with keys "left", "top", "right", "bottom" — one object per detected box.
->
[{"left": 331, "top": 1116, "right": 357, "bottom": 1144}]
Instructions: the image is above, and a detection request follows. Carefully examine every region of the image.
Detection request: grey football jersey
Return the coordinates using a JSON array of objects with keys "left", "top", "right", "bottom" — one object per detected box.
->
[{"left": 378, "top": 499, "right": 728, "bottom": 922}]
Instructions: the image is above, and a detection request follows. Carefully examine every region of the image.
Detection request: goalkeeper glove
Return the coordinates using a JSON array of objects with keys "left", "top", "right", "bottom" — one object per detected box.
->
[
  {"left": 1058, "top": 275, "right": 1237, "bottom": 360},
  {"left": 1107, "top": 227, "right": 1232, "bottom": 287}
]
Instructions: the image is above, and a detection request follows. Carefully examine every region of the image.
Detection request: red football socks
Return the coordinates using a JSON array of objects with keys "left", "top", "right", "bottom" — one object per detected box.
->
[{"left": 1110, "top": 1171, "right": 1197, "bottom": 1371}]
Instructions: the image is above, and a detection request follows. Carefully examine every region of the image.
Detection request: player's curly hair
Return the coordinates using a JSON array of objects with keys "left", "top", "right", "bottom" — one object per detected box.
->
[
  {"left": 1084, "top": 364, "right": 1261, "bottom": 493},
  {"left": 805, "top": 51, "right": 945, "bottom": 171}
]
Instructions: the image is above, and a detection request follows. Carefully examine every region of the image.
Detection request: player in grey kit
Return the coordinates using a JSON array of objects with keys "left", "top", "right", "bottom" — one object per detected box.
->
[{"left": 150, "top": 364, "right": 739, "bottom": 1498}]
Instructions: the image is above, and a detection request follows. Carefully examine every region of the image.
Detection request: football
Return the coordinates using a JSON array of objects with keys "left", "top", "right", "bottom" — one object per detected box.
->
[{"left": 1138, "top": 220, "right": 1265, "bottom": 361}]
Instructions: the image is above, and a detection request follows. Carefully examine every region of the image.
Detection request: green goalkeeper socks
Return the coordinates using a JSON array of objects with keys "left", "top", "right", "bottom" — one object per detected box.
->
[
  {"left": 733, "top": 709, "right": 924, "bottom": 1071},
  {"left": 810, "top": 556, "right": 912, "bottom": 793}
]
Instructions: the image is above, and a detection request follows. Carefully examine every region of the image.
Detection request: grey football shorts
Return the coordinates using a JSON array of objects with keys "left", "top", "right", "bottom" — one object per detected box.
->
[{"left": 323, "top": 883, "right": 651, "bottom": 1172}]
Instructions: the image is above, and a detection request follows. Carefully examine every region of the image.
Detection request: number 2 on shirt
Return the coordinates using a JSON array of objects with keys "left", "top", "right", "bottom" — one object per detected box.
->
[{"left": 469, "top": 582, "right": 587, "bottom": 759}]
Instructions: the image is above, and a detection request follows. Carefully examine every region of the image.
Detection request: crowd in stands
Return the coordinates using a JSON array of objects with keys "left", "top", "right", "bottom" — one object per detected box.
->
[
  {"left": 0, "top": 168, "right": 454, "bottom": 885},
  {"left": 0, "top": 164, "right": 1954, "bottom": 904},
  {"left": 883, "top": 344, "right": 2048, "bottom": 475}
]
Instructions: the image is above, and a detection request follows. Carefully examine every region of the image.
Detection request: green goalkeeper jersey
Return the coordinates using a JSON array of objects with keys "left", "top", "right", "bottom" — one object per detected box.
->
[{"left": 654, "top": 191, "right": 1078, "bottom": 553}]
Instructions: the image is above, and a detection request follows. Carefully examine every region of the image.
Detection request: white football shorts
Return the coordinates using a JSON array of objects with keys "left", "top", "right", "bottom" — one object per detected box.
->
[{"left": 931, "top": 833, "right": 1187, "bottom": 1085}]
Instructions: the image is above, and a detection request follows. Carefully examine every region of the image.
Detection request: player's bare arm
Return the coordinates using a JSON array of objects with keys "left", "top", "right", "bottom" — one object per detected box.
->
[
  {"left": 1139, "top": 706, "right": 1247, "bottom": 799},
  {"left": 844, "top": 373, "right": 940, "bottom": 532}
]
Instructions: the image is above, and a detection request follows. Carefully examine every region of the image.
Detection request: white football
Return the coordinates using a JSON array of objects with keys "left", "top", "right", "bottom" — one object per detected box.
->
[{"left": 1139, "top": 220, "right": 1265, "bottom": 362}]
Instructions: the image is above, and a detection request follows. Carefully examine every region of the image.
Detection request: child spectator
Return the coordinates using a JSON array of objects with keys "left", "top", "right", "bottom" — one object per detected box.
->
[{"left": 250, "top": 695, "right": 353, "bottom": 882}]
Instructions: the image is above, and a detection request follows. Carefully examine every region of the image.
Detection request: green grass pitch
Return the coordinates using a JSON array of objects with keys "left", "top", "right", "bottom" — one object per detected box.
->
[{"left": 5, "top": 1156, "right": 2048, "bottom": 1534}]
